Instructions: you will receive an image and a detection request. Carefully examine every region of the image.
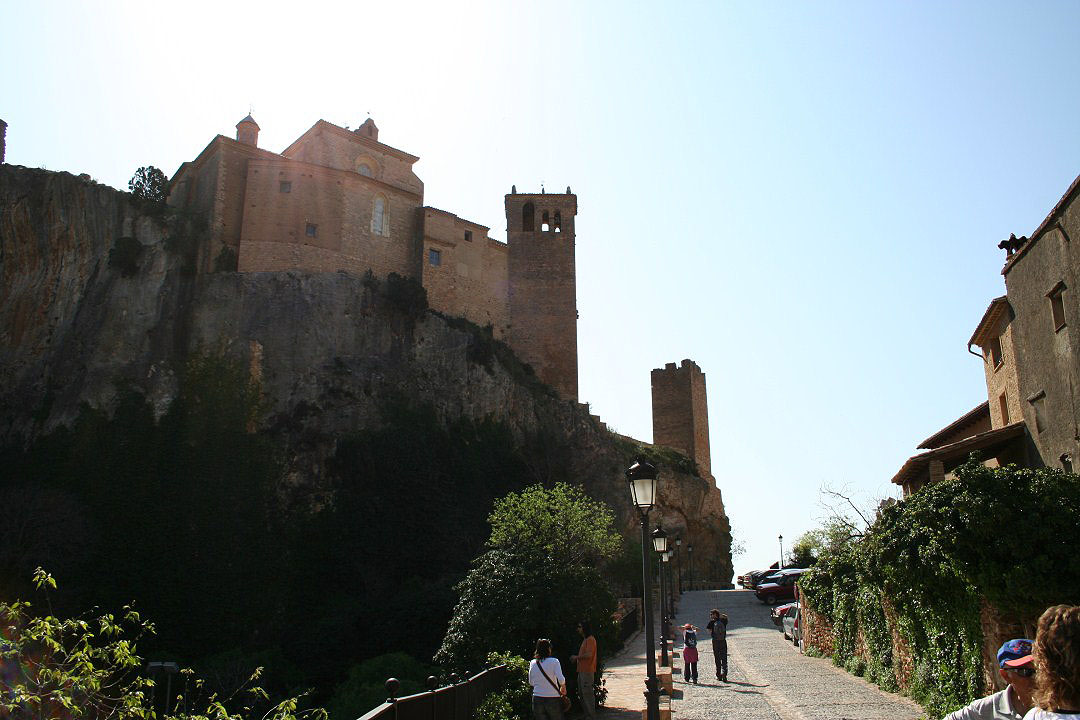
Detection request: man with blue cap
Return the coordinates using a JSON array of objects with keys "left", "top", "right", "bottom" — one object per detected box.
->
[{"left": 943, "top": 638, "right": 1036, "bottom": 720}]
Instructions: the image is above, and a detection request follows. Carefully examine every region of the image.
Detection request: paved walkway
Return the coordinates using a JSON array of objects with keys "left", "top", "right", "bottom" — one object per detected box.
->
[{"left": 602, "top": 590, "right": 926, "bottom": 720}]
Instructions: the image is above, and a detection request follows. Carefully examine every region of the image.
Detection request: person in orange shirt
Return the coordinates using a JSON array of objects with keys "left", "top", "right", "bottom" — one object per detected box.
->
[{"left": 571, "top": 620, "right": 598, "bottom": 719}]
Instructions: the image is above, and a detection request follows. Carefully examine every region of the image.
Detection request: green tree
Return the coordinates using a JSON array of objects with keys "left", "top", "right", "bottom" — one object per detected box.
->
[
  {"left": 128, "top": 166, "right": 168, "bottom": 203},
  {"left": 435, "top": 483, "right": 620, "bottom": 679}
]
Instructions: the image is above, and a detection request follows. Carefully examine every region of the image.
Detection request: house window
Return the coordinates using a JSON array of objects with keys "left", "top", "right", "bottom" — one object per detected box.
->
[
  {"left": 988, "top": 336, "right": 1003, "bottom": 369},
  {"left": 279, "top": 181, "right": 292, "bottom": 193},
  {"left": 429, "top": 249, "right": 441, "bottom": 266},
  {"left": 464, "top": 230, "right": 473, "bottom": 242},
  {"left": 372, "top": 197, "right": 388, "bottom": 236},
  {"left": 1029, "top": 391, "right": 1047, "bottom": 433},
  {"left": 1049, "top": 283, "right": 1066, "bottom": 331},
  {"left": 305, "top": 223, "right": 317, "bottom": 238},
  {"left": 999, "top": 393, "right": 1010, "bottom": 425}
]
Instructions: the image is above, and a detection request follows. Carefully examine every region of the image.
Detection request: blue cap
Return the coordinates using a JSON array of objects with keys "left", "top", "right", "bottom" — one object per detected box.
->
[{"left": 997, "top": 639, "right": 1033, "bottom": 668}]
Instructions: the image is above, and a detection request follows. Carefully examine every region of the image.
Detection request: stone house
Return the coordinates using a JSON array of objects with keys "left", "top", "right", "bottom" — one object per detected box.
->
[{"left": 893, "top": 173, "right": 1080, "bottom": 496}]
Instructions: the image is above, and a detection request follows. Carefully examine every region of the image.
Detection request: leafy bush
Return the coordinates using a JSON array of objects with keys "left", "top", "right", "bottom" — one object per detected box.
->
[
  {"left": 800, "top": 459, "right": 1080, "bottom": 716},
  {"left": 129, "top": 165, "right": 168, "bottom": 204},
  {"left": 0, "top": 569, "right": 326, "bottom": 719},
  {"left": 475, "top": 651, "right": 530, "bottom": 720},
  {"left": 435, "top": 483, "right": 620, "bottom": 705}
]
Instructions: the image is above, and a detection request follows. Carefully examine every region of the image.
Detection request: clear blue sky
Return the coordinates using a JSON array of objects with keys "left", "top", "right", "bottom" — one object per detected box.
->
[{"left": 5, "top": 1, "right": 1080, "bottom": 574}]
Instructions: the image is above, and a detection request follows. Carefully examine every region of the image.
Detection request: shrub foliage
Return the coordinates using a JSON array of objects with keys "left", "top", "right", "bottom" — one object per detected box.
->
[{"left": 799, "top": 460, "right": 1080, "bottom": 716}]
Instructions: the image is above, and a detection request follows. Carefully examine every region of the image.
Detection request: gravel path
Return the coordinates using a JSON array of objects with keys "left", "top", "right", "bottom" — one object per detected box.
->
[{"left": 668, "top": 589, "right": 927, "bottom": 720}]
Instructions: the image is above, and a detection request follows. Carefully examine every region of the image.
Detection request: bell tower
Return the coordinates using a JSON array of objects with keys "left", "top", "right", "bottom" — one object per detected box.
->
[{"left": 505, "top": 187, "right": 579, "bottom": 401}]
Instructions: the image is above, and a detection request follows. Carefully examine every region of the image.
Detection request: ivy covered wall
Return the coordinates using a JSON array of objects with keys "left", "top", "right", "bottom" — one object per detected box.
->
[{"left": 799, "top": 461, "right": 1080, "bottom": 717}]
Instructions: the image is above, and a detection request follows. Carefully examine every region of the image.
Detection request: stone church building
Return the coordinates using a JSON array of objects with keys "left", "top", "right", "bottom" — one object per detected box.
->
[{"left": 169, "top": 115, "right": 580, "bottom": 401}]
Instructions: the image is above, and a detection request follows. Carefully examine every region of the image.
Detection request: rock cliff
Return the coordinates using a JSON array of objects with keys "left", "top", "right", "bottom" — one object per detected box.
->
[{"left": 0, "top": 164, "right": 732, "bottom": 583}]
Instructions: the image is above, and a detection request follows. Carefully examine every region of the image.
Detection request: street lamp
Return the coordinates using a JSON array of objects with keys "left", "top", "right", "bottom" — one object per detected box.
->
[
  {"left": 779, "top": 534, "right": 784, "bottom": 569},
  {"left": 687, "top": 544, "right": 693, "bottom": 591},
  {"left": 660, "top": 548, "right": 669, "bottom": 617},
  {"left": 627, "top": 460, "right": 661, "bottom": 720},
  {"left": 652, "top": 525, "right": 669, "bottom": 668},
  {"left": 675, "top": 537, "right": 683, "bottom": 594}
]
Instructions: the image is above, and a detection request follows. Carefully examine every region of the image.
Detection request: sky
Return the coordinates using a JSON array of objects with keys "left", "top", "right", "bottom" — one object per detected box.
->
[{"left": 4, "top": 1, "right": 1080, "bottom": 576}]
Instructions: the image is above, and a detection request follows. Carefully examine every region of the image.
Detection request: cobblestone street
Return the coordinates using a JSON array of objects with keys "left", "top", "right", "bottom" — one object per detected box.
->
[{"left": 604, "top": 589, "right": 926, "bottom": 720}]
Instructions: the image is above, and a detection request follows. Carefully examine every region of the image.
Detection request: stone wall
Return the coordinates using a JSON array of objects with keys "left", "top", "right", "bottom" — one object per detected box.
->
[
  {"left": 651, "top": 359, "right": 711, "bottom": 477},
  {"left": 283, "top": 121, "right": 423, "bottom": 197},
  {"left": 237, "top": 157, "right": 421, "bottom": 279},
  {"left": 421, "top": 207, "right": 509, "bottom": 335},
  {"left": 1002, "top": 179, "right": 1080, "bottom": 469}
]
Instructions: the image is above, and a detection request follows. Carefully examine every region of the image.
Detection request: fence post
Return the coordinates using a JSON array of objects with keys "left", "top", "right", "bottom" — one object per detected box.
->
[
  {"left": 386, "top": 678, "right": 400, "bottom": 720},
  {"left": 427, "top": 675, "right": 438, "bottom": 720}
]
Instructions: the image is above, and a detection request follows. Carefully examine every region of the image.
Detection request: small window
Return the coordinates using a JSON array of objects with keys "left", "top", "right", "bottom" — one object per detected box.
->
[
  {"left": 988, "top": 336, "right": 1003, "bottom": 369},
  {"left": 305, "top": 223, "right": 317, "bottom": 238},
  {"left": 1049, "top": 283, "right": 1066, "bottom": 331},
  {"left": 522, "top": 202, "right": 534, "bottom": 232},
  {"left": 372, "top": 197, "right": 388, "bottom": 236},
  {"left": 1061, "top": 453, "right": 1073, "bottom": 474},
  {"left": 999, "top": 392, "right": 1010, "bottom": 425},
  {"left": 464, "top": 230, "right": 473, "bottom": 242},
  {"left": 429, "top": 249, "right": 441, "bottom": 266},
  {"left": 357, "top": 163, "right": 372, "bottom": 178},
  {"left": 279, "top": 181, "right": 292, "bottom": 193}
]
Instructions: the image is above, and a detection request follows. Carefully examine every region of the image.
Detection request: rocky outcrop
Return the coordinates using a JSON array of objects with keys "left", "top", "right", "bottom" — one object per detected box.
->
[{"left": 0, "top": 165, "right": 733, "bottom": 584}]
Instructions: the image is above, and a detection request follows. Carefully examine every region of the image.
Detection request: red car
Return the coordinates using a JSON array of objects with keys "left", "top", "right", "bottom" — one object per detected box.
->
[{"left": 754, "top": 569, "right": 806, "bottom": 605}]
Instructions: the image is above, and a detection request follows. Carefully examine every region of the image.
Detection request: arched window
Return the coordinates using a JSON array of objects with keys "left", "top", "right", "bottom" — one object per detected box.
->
[
  {"left": 357, "top": 163, "right": 372, "bottom": 177},
  {"left": 554, "top": 211, "right": 562, "bottom": 233},
  {"left": 522, "top": 202, "right": 534, "bottom": 232},
  {"left": 542, "top": 210, "right": 550, "bottom": 232},
  {"left": 372, "top": 196, "right": 389, "bottom": 236},
  {"left": 355, "top": 156, "right": 378, "bottom": 177}
]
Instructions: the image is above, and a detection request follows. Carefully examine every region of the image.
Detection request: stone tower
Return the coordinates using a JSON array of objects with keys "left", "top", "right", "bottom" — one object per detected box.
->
[
  {"left": 651, "top": 359, "right": 711, "bottom": 478},
  {"left": 236, "top": 114, "right": 260, "bottom": 147},
  {"left": 505, "top": 188, "right": 579, "bottom": 401}
]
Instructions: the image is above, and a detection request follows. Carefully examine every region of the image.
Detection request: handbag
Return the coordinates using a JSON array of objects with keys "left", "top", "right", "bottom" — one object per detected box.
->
[{"left": 536, "top": 658, "right": 571, "bottom": 711}]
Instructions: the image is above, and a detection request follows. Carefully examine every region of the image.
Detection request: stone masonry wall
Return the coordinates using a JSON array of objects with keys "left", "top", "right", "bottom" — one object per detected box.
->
[
  {"left": 651, "top": 359, "right": 712, "bottom": 477},
  {"left": 283, "top": 122, "right": 423, "bottom": 197},
  {"left": 237, "top": 158, "right": 421, "bottom": 279},
  {"left": 421, "top": 207, "right": 509, "bottom": 336}
]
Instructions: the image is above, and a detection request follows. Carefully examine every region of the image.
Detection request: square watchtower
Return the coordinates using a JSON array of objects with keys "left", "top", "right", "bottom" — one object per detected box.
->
[
  {"left": 651, "top": 359, "right": 712, "bottom": 478},
  {"left": 505, "top": 188, "right": 578, "bottom": 401}
]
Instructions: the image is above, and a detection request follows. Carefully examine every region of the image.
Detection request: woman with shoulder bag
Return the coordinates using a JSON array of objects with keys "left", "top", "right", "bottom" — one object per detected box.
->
[{"left": 529, "top": 638, "right": 568, "bottom": 720}]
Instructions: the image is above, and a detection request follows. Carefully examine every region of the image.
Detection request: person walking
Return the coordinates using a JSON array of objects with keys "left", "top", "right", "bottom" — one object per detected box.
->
[
  {"left": 943, "top": 639, "right": 1037, "bottom": 720},
  {"left": 529, "top": 638, "right": 567, "bottom": 720},
  {"left": 1023, "top": 605, "right": 1080, "bottom": 720},
  {"left": 682, "top": 623, "right": 699, "bottom": 684},
  {"left": 706, "top": 609, "right": 728, "bottom": 682},
  {"left": 571, "top": 620, "right": 598, "bottom": 720}
]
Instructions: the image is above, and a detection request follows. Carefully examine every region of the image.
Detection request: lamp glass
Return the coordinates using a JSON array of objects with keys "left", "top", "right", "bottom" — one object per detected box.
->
[
  {"left": 651, "top": 526, "right": 668, "bottom": 553},
  {"left": 625, "top": 460, "right": 658, "bottom": 511}
]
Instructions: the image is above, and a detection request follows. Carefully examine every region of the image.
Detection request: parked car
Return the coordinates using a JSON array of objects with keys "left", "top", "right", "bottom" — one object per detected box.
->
[
  {"left": 739, "top": 569, "right": 773, "bottom": 588},
  {"left": 771, "top": 601, "right": 798, "bottom": 627},
  {"left": 751, "top": 570, "right": 783, "bottom": 589},
  {"left": 782, "top": 604, "right": 802, "bottom": 649},
  {"left": 754, "top": 568, "right": 807, "bottom": 605}
]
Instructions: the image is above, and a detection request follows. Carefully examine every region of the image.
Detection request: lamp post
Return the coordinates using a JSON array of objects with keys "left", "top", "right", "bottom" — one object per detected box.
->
[
  {"left": 660, "top": 548, "right": 669, "bottom": 617},
  {"left": 675, "top": 537, "right": 683, "bottom": 594},
  {"left": 687, "top": 544, "right": 693, "bottom": 591},
  {"left": 779, "top": 534, "right": 784, "bottom": 569},
  {"left": 652, "top": 524, "right": 669, "bottom": 668},
  {"left": 627, "top": 460, "right": 661, "bottom": 720}
]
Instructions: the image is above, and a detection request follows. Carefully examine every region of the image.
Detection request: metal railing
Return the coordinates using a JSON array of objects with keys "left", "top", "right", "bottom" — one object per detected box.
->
[{"left": 357, "top": 666, "right": 507, "bottom": 720}]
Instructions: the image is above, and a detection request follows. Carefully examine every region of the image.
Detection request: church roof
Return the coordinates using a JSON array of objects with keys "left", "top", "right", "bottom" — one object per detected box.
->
[{"left": 237, "top": 114, "right": 260, "bottom": 130}]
